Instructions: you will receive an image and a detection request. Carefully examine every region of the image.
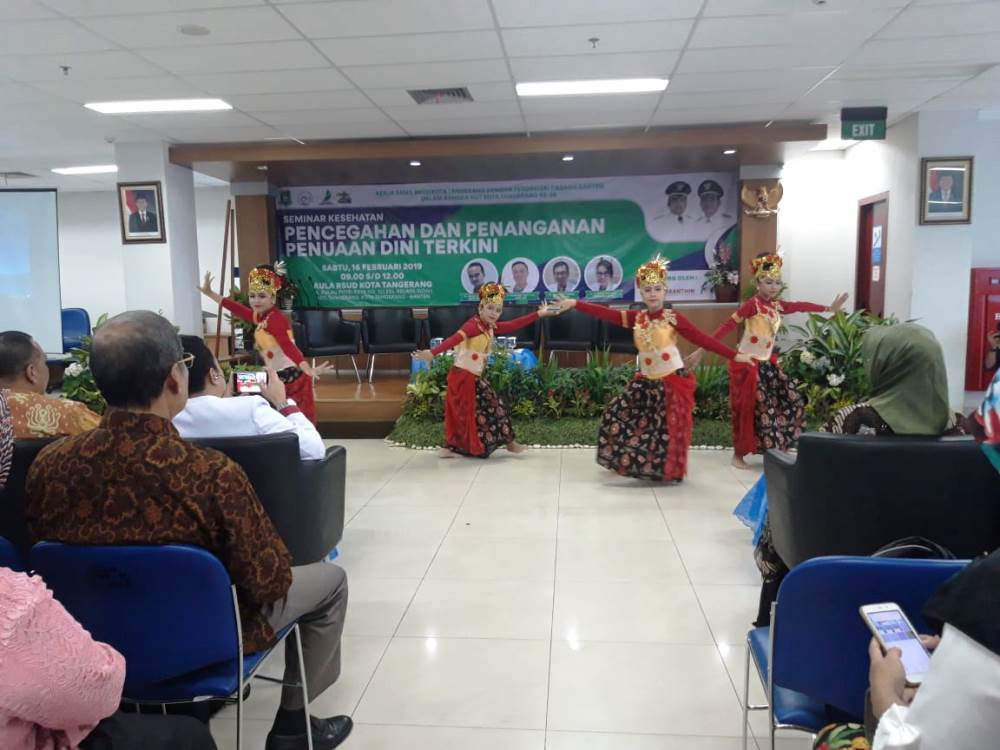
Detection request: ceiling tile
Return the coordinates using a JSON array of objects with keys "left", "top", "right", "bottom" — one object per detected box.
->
[
  {"left": 229, "top": 90, "right": 371, "bottom": 111},
  {"left": 0, "top": 81, "right": 63, "bottom": 104},
  {"left": 341, "top": 59, "right": 511, "bottom": 89},
  {"left": 657, "top": 89, "right": 796, "bottom": 110},
  {"left": 502, "top": 20, "right": 693, "bottom": 58},
  {"left": 518, "top": 92, "right": 661, "bottom": 115},
  {"left": 690, "top": 9, "right": 897, "bottom": 49},
  {"left": 160, "top": 125, "right": 281, "bottom": 143},
  {"left": 704, "top": 0, "right": 906, "bottom": 15},
  {"left": 881, "top": 3, "right": 1000, "bottom": 38},
  {"left": 381, "top": 99, "right": 522, "bottom": 121},
  {"left": 78, "top": 7, "right": 300, "bottom": 49},
  {"left": 509, "top": 51, "right": 679, "bottom": 81},
  {"left": 32, "top": 75, "right": 206, "bottom": 104},
  {"left": 676, "top": 45, "right": 845, "bottom": 73},
  {"left": 0, "top": 98, "right": 95, "bottom": 123},
  {"left": 802, "top": 76, "right": 972, "bottom": 102},
  {"left": 315, "top": 31, "right": 503, "bottom": 66},
  {"left": 0, "top": 19, "right": 115, "bottom": 55},
  {"left": 667, "top": 67, "right": 832, "bottom": 94},
  {"left": 183, "top": 68, "right": 353, "bottom": 95},
  {"left": 363, "top": 81, "right": 517, "bottom": 107},
  {"left": 398, "top": 116, "right": 527, "bottom": 136},
  {"left": 138, "top": 40, "right": 328, "bottom": 75},
  {"left": 251, "top": 107, "right": 392, "bottom": 126},
  {"left": 854, "top": 33, "right": 1000, "bottom": 66},
  {"left": 42, "top": 0, "right": 266, "bottom": 15},
  {"left": 283, "top": 121, "right": 408, "bottom": 140},
  {"left": 277, "top": 0, "right": 494, "bottom": 37},
  {"left": 650, "top": 104, "right": 781, "bottom": 125},
  {"left": 492, "top": 0, "right": 701, "bottom": 27},
  {"left": 0, "top": 50, "right": 164, "bottom": 82},
  {"left": 119, "top": 109, "right": 265, "bottom": 129},
  {"left": 0, "top": 1, "right": 57, "bottom": 20},
  {"left": 525, "top": 111, "right": 650, "bottom": 131}
]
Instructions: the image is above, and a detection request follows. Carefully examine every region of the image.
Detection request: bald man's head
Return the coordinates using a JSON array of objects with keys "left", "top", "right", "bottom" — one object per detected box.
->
[{"left": 91, "top": 311, "right": 185, "bottom": 409}]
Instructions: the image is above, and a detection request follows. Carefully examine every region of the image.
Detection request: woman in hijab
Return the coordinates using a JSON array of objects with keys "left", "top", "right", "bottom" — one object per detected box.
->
[{"left": 741, "top": 323, "right": 959, "bottom": 627}]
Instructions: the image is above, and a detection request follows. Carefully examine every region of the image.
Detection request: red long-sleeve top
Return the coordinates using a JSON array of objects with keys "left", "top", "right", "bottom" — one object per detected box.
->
[
  {"left": 575, "top": 300, "right": 739, "bottom": 360},
  {"left": 221, "top": 299, "right": 305, "bottom": 366},
  {"left": 711, "top": 295, "right": 827, "bottom": 339},
  {"left": 431, "top": 312, "right": 540, "bottom": 355}
]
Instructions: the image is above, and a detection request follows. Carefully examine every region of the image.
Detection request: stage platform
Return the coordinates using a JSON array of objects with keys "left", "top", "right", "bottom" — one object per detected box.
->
[{"left": 315, "top": 372, "right": 409, "bottom": 438}]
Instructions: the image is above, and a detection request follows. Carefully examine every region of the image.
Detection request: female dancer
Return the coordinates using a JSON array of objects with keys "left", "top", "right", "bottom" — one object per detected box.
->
[
  {"left": 710, "top": 253, "right": 846, "bottom": 468},
  {"left": 199, "top": 266, "right": 330, "bottom": 423},
  {"left": 557, "top": 256, "right": 750, "bottom": 482},
  {"left": 412, "top": 282, "right": 557, "bottom": 458}
]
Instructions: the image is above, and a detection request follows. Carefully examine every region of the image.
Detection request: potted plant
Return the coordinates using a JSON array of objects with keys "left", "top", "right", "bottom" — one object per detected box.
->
[{"left": 702, "top": 236, "right": 739, "bottom": 302}]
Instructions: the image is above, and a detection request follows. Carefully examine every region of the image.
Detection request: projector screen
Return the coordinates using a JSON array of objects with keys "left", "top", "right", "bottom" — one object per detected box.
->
[{"left": 0, "top": 189, "right": 62, "bottom": 354}]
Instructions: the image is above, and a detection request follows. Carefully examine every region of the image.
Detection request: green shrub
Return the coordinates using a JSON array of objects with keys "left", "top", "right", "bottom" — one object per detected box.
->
[
  {"left": 693, "top": 363, "right": 730, "bottom": 422},
  {"left": 61, "top": 313, "right": 109, "bottom": 416}
]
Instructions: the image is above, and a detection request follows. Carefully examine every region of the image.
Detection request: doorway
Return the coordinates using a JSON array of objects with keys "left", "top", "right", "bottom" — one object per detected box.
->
[{"left": 856, "top": 193, "right": 889, "bottom": 316}]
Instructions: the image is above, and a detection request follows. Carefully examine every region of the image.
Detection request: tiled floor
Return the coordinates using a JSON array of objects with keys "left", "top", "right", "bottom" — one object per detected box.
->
[{"left": 211, "top": 441, "right": 815, "bottom": 750}]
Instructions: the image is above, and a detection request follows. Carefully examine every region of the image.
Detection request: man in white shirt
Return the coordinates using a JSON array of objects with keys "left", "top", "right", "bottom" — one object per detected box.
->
[{"left": 173, "top": 335, "right": 326, "bottom": 461}]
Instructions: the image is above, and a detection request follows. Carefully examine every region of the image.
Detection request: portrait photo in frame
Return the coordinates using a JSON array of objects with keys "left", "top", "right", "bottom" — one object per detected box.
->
[
  {"left": 117, "top": 181, "right": 166, "bottom": 243},
  {"left": 919, "top": 157, "right": 973, "bottom": 225}
]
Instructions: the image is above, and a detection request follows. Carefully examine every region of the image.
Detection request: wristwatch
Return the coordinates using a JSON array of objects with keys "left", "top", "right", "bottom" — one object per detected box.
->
[{"left": 276, "top": 398, "right": 297, "bottom": 411}]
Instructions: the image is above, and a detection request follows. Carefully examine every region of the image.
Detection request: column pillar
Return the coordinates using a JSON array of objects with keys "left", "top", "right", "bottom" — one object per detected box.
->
[
  {"left": 738, "top": 164, "right": 782, "bottom": 298},
  {"left": 114, "top": 141, "right": 201, "bottom": 334}
]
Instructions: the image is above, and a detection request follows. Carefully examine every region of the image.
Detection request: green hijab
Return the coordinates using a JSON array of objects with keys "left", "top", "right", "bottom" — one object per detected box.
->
[{"left": 862, "top": 323, "right": 950, "bottom": 435}]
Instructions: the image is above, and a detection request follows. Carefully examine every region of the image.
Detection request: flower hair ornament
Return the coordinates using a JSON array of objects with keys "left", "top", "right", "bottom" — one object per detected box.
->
[
  {"left": 750, "top": 253, "right": 783, "bottom": 281},
  {"left": 635, "top": 255, "right": 670, "bottom": 287},
  {"left": 478, "top": 281, "right": 506, "bottom": 307}
]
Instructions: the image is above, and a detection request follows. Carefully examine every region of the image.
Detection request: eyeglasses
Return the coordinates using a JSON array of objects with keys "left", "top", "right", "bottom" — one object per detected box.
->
[{"left": 178, "top": 353, "right": 195, "bottom": 369}]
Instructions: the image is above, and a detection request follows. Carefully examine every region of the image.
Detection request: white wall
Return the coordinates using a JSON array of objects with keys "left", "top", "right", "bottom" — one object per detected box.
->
[{"left": 57, "top": 186, "right": 231, "bottom": 332}]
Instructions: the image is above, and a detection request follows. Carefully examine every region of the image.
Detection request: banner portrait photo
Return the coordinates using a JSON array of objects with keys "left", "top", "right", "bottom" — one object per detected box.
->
[{"left": 277, "top": 173, "right": 738, "bottom": 308}]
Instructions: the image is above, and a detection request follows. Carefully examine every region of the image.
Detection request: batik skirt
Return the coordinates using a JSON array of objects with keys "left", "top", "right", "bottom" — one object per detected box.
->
[
  {"left": 729, "top": 359, "right": 805, "bottom": 456},
  {"left": 443, "top": 366, "right": 514, "bottom": 458},
  {"left": 596, "top": 371, "right": 696, "bottom": 482}
]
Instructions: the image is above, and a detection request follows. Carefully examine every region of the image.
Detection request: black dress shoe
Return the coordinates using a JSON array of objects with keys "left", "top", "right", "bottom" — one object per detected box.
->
[{"left": 265, "top": 715, "right": 353, "bottom": 750}]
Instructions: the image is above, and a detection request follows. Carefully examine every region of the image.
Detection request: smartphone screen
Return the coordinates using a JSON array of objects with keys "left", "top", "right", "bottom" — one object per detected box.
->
[
  {"left": 868, "top": 609, "right": 931, "bottom": 677},
  {"left": 234, "top": 370, "right": 267, "bottom": 395}
]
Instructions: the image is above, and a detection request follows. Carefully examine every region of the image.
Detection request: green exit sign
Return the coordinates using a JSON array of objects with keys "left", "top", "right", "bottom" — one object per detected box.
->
[
  {"left": 842, "top": 120, "right": 886, "bottom": 139},
  {"left": 841, "top": 106, "right": 888, "bottom": 141}
]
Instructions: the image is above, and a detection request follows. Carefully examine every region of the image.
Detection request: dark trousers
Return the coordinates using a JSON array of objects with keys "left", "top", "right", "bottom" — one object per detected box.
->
[{"left": 80, "top": 712, "right": 216, "bottom": 750}]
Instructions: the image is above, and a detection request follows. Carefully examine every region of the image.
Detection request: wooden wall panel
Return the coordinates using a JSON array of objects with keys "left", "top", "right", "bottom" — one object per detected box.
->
[{"left": 234, "top": 195, "right": 276, "bottom": 274}]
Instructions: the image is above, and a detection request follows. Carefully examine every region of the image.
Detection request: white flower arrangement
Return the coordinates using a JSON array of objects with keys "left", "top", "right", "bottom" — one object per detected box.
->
[
  {"left": 827, "top": 373, "right": 845, "bottom": 387},
  {"left": 65, "top": 362, "right": 84, "bottom": 377},
  {"left": 812, "top": 355, "right": 831, "bottom": 372},
  {"left": 800, "top": 350, "right": 816, "bottom": 365}
]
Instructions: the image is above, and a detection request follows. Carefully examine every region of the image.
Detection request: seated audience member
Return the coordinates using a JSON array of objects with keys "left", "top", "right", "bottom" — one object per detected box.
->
[
  {"left": 827, "top": 323, "right": 953, "bottom": 435},
  {"left": 0, "top": 330, "right": 100, "bottom": 438},
  {"left": 173, "top": 335, "right": 325, "bottom": 460},
  {"left": 0, "top": 567, "right": 217, "bottom": 750},
  {"left": 750, "top": 323, "right": 958, "bottom": 627},
  {"left": 25, "top": 311, "right": 352, "bottom": 750}
]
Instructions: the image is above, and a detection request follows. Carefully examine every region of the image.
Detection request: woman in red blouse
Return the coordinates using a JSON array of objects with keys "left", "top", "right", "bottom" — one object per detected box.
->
[
  {"left": 710, "top": 253, "right": 846, "bottom": 469},
  {"left": 199, "top": 265, "right": 330, "bottom": 423},
  {"left": 558, "top": 257, "right": 750, "bottom": 483},
  {"left": 413, "top": 283, "right": 558, "bottom": 458}
]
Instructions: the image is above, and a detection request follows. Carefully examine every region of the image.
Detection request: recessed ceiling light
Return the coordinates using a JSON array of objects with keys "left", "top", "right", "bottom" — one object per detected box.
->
[
  {"left": 516, "top": 78, "right": 668, "bottom": 97},
  {"left": 51, "top": 164, "right": 118, "bottom": 175},
  {"left": 178, "top": 23, "right": 210, "bottom": 36},
  {"left": 562, "top": 154, "right": 575, "bottom": 162},
  {"left": 256, "top": 165, "right": 269, "bottom": 171},
  {"left": 84, "top": 98, "right": 232, "bottom": 114},
  {"left": 409, "top": 160, "right": 422, "bottom": 167},
  {"left": 723, "top": 148, "right": 737, "bottom": 155}
]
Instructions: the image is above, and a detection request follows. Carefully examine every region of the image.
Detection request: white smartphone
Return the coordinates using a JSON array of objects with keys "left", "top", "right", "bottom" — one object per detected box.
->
[
  {"left": 234, "top": 370, "right": 268, "bottom": 395},
  {"left": 860, "top": 602, "right": 932, "bottom": 685}
]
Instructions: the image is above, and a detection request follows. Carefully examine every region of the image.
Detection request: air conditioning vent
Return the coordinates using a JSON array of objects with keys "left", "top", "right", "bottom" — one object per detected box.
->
[
  {"left": 0, "top": 171, "right": 37, "bottom": 179},
  {"left": 407, "top": 87, "right": 474, "bottom": 105}
]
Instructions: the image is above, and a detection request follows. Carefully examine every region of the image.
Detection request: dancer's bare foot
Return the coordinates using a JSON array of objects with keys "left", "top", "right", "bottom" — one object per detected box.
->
[
  {"left": 731, "top": 454, "right": 752, "bottom": 470},
  {"left": 438, "top": 447, "right": 457, "bottom": 459},
  {"left": 506, "top": 441, "right": 526, "bottom": 454}
]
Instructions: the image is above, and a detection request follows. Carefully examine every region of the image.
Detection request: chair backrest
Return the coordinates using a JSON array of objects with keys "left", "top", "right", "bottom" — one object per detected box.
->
[
  {"left": 767, "top": 433, "right": 1000, "bottom": 565},
  {"left": 61, "top": 308, "right": 91, "bottom": 352},
  {"left": 31, "top": 542, "right": 240, "bottom": 686},
  {"left": 500, "top": 305, "right": 540, "bottom": 347},
  {"left": 543, "top": 311, "right": 598, "bottom": 345},
  {"left": 189, "top": 433, "right": 346, "bottom": 566},
  {"left": 772, "top": 555, "right": 967, "bottom": 719},
  {"left": 427, "top": 306, "right": 474, "bottom": 340},
  {"left": 300, "top": 309, "right": 360, "bottom": 348},
  {"left": 363, "top": 307, "right": 421, "bottom": 348},
  {"left": 0, "top": 438, "right": 56, "bottom": 557},
  {"left": 0, "top": 535, "right": 24, "bottom": 571}
]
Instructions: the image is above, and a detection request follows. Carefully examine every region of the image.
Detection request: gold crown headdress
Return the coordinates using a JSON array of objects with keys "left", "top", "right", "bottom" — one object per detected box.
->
[
  {"left": 478, "top": 281, "right": 505, "bottom": 306},
  {"left": 248, "top": 265, "right": 284, "bottom": 296},
  {"left": 750, "top": 254, "right": 783, "bottom": 280},
  {"left": 635, "top": 255, "right": 669, "bottom": 287}
]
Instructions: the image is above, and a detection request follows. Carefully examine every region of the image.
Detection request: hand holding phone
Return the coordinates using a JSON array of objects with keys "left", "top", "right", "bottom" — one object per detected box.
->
[
  {"left": 233, "top": 370, "right": 268, "bottom": 396},
  {"left": 860, "top": 603, "right": 932, "bottom": 685}
]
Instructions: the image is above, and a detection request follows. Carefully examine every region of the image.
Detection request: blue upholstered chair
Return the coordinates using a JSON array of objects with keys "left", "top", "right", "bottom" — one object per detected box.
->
[
  {"left": 0, "top": 535, "right": 24, "bottom": 571},
  {"left": 61, "top": 308, "right": 91, "bottom": 353}
]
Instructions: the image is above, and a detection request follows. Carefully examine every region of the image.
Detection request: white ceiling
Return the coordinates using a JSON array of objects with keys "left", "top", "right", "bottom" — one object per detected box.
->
[{"left": 0, "top": 0, "right": 998, "bottom": 190}]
